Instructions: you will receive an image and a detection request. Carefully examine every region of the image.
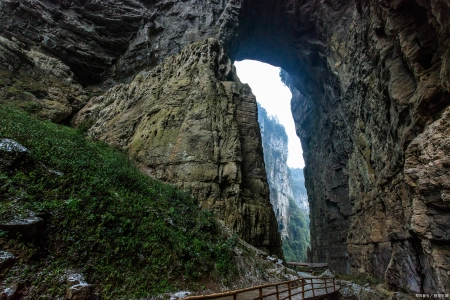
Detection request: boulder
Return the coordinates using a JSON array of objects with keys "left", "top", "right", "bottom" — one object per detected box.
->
[
  {"left": 65, "top": 273, "right": 92, "bottom": 300},
  {"left": 0, "top": 139, "right": 27, "bottom": 153},
  {"left": 0, "top": 251, "right": 16, "bottom": 272},
  {"left": 0, "top": 215, "right": 45, "bottom": 239},
  {"left": 1, "top": 282, "right": 21, "bottom": 300},
  {"left": 0, "top": 139, "right": 29, "bottom": 170}
]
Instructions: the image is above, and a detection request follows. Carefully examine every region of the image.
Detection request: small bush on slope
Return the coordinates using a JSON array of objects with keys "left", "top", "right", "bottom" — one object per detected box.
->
[{"left": 0, "top": 104, "right": 235, "bottom": 299}]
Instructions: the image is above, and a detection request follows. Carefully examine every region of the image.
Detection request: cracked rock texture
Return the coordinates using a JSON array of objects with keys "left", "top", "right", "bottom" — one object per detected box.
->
[
  {"left": 0, "top": 36, "right": 88, "bottom": 122},
  {"left": 279, "top": 2, "right": 449, "bottom": 296},
  {"left": 0, "top": 0, "right": 449, "bottom": 295},
  {"left": 258, "top": 0, "right": 450, "bottom": 295},
  {"left": 0, "top": 0, "right": 241, "bottom": 83},
  {"left": 75, "top": 38, "right": 282, "bottom": 256}
]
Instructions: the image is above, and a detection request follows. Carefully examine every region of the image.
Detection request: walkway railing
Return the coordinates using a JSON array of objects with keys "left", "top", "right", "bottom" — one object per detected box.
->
[
  {"left": 286, "top": 262, "right": 328, "bottom": 273},
  {"left": 185, "top": 277, "right": 339, "bottom": 300}
]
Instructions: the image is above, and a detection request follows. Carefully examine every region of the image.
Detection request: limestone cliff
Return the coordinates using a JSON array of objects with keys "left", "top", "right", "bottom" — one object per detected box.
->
[
  {"left": 1, "top": 0, "right": 449, "bottom": 295},
  {"left": 0, "top": 0, "right": 282, "bottom": 258},
  {"left": 257, "top": 105, "right": 293, "bottom": 238},
  {"left": 270, "top": 2, "right": 450, "bottom": 294},
  {"left": 289, "top": 168, "right": 309, "bottom": 212},
  {"left": 75, "top": 38, "right": 282, "bottom": 256},
  {"left": 0, "top": 36, "right": 88, "bottom": 122},
  {"left": 257, "top": 105, "right": 310, "bottom": 262}
]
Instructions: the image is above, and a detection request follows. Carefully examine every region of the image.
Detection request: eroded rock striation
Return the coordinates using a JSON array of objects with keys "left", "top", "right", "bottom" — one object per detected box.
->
[
  {"left": 0, "top": 0, "right": 241, "bottom": 83},
  {"left": 268, "top": 1, "right": 450, "bottom": 295},
  {"left": 1, "top": 0, "right": 449, "bottom": 295}
]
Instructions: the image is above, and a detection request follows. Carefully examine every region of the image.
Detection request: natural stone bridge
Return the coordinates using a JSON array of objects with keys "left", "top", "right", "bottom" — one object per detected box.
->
[{"left": 0, "top": 0, "right": 449, "bottom": 295}]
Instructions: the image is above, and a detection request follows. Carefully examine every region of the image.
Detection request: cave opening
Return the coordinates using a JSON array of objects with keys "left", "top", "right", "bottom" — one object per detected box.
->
[
  {"left": 1, "top": 0, "right": 449, "bottom": 294},
  {"left": 225, "top": 0, "right": 356, "bottom": 275},
  {"left": 234, "top": 59, "right": 310, "bottom": 262}
]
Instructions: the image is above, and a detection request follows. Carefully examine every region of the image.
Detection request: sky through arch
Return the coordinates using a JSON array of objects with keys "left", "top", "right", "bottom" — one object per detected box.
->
[{"left": 235, "top": 60, "right": 305, "bottom": 168}]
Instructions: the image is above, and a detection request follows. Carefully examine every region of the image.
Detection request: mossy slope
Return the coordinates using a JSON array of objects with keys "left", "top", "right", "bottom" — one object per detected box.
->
[{"left": 0, "top": 105, "right": 235, "bottom": 299}]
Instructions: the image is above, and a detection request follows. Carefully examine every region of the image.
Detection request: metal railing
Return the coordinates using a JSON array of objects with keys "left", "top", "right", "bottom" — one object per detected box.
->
[{"left": 185, "top": 277, "right": 338, "bottom": 300}]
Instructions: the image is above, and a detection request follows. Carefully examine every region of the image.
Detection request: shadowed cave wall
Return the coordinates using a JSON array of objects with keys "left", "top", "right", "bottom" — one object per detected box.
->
[{"left": 227, "top": 0, "right": 450, "bottom": 294}]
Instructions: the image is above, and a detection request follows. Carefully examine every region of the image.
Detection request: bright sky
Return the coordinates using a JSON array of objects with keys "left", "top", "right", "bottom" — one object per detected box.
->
[{"left": 234, "top": 60, "right": 305, "bottom": 168}]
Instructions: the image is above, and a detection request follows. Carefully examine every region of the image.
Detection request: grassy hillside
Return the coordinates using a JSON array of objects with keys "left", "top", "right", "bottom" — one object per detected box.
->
[{"left": 0, "top": 105, "right": 236, "bottom": 299}]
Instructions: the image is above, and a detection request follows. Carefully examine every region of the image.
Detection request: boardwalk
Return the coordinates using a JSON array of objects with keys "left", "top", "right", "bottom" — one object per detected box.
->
[{"left": 185, "top": 276, "right": 340, "bottom": 300}]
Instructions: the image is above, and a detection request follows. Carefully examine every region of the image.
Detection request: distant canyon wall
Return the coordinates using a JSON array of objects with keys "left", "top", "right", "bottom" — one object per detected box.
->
[
  {"left": 258, "top": 105, "right": 293, "bottom": 239},
  {"left": 258, "top": 105, "right": 310, "bottom": 261},
  {"left": 289, "top": 168, "right": 309, "bottom": 213}
]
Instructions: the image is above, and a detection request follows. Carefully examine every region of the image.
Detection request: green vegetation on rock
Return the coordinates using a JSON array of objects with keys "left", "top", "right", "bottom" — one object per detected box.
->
[
  {"left": 289, "top": 168, "right": 307, "bottom": 197},
  {"left": 282, "top": 198, "right": 310, "bottom": 262},
  {"left": 0, "top": 105, "right": 236, "bottom": 299}
]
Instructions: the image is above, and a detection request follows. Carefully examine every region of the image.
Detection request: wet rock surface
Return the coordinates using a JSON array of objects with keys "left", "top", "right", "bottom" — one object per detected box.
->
[{"left": 65, "top": 273, "right": 93, "bottom": 300}]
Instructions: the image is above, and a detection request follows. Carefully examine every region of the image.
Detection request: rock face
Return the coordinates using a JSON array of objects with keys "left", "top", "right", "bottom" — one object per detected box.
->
[
  {"left": 1, "top": 0, "right": 449, "bottom": 295},
  {"left": 0, "top": 0, "right": 241, "bottom": 83},
  {"left": 0, "top": 36, "right": 88, "bottom": 122},
  {"left": 257, "top": 105, "right": 293, "bottom": 238},
  {"left": 257, "top": 105, "right": 310, "bottom": 262},
  {"left": 266, "top": 1, "right": 450, "bottom": 295},
  {"left": 75, "top": 38, "right": 282, "bottom": 256},
  {"left": 289, "top": 168, "right": 309, "bottom": 212}
]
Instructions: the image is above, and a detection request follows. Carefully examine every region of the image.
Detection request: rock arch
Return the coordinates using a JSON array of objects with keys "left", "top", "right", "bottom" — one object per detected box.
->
[{"left": 1, "top": 0, "right": 449, "bottom": 294}]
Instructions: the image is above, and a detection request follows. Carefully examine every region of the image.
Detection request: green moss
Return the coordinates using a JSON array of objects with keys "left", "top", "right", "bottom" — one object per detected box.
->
[
  {"left": 0, "top": 104, "right": 236, "bottom": 299},
  {"left": 6, "top": 85, "right": 21, "bottom": 94}
]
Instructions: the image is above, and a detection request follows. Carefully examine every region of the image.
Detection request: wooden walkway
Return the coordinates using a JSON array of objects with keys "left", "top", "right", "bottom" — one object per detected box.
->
[
  {"left": 184, "top": 277, "right": 339, "bottom": 300},
  {"left": 286, "top": 262, "right": 328, "bottom": 273}
]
